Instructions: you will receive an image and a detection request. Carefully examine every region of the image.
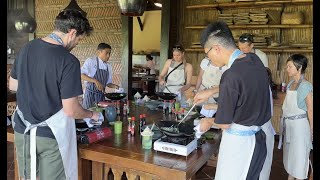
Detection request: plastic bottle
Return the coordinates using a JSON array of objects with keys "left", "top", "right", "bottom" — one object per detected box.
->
[
  {"left": 139, "top": 114, "right": 143, "bottom": 134},
  {"left": 163, "top": 100, "right": 167, "bottom": 114},
  {"left": 126, "top": 100, "right": 130, "bottom": 115},
  {"left": 168, "top": 100, "right": 173, "bottom": 114},
  {"left": 127, "top": 117, "right": 132, "bottom": 132},
  {"left": 116, "top": 101, "right": 120, "bottom": 115},
  {"left": 123, "top": 103, "right": 127, "bottom": 116},
  {"left": 130, "top": 116, "right": 136, "bottom": 136}
]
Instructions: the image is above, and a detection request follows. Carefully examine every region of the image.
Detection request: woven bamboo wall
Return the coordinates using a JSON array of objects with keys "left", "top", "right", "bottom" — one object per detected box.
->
[
  {"left": 34, "top": 0, "right": 123, "bottom": 90},
  {"left": 180, "top": 0, "right": 313, "bottom": 85}
]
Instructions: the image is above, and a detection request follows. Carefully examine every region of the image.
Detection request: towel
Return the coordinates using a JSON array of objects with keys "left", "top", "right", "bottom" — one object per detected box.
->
[
  {"left": 194, "top": 124, "right": 205, "bottom": 138},
  {"left": 83, "top": 112, "right": 104, "bottom": 128},
  {"left": 200, "top": 105, "right": 216, "bottom": 117}
]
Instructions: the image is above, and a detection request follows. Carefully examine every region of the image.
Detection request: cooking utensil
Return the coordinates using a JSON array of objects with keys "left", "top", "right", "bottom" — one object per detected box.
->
[
  {"left": 155, "top": 92, "right": 176, "bottom": 100},
  {"left": 155, "top": 121, "right": 194, "bottom": 137},
  {"left": 172, "top": 104, "right": 197, "bottom": 128},
  {"left": 104, "top": 93, "right": 127, "bottom": 100},
  {"left": 165, "top": 86, "right": 173, "bottom": 94}
]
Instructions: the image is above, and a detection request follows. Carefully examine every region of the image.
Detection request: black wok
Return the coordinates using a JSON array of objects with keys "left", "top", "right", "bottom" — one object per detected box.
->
[
  {"left": 155, "top": 120, "right": 195, "bottom": 137},
  {"left": 104, "top": 93, "right": 127, "bottom": 100},
  {"left": 155, "top": 92, "right": 176, "bottom": 100}
]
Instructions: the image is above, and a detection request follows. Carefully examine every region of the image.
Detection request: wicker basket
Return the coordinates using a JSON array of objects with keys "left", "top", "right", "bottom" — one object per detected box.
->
[{"left": 281, "top": 12, "right": 304, "bottom": 25}]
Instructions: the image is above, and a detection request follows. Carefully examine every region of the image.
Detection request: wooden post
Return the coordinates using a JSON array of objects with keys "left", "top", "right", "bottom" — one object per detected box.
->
[
  {"left": 160, "top": 0, "right": 171, "bottom": 71},
  {"left": 121, "top": 16, "right": 133, "bottom": 99}
]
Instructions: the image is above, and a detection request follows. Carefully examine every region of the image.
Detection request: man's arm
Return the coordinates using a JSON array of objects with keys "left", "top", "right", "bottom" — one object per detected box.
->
[
  {"left": 9, "top": 77, "right": 18, "bottom": 92},
  {"left": 62, "top": 96, "right": 100, "bottom": 120}
]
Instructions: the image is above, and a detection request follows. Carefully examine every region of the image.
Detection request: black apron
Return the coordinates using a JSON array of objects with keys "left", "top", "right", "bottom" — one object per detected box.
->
[{"left": 82, "top": 58, "right": 109, "bottom": 109}]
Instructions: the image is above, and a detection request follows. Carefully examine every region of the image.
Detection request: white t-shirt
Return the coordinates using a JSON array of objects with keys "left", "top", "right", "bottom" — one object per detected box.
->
[
  {"left": 254, "top": 49, "right": 268, "bottom": 68},
  {"left": 81, "top": 56, "right": 113, "bottom": 86},
  {"left": 200, "top": 58, "right": 228, "bottom": 72}
]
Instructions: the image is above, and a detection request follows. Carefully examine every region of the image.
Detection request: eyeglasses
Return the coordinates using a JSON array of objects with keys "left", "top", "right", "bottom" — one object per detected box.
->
[{"left": 205, "top": 47, "right": 213, "bottom": 58}]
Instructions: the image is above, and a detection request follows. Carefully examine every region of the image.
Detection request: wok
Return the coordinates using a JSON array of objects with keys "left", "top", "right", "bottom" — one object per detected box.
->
[
  {"left": 155, "top": 120, "right": 195, "bottom": 137},
  {"left": 104, "top": 93, "right": 127, "bottom": 100},
  {"left": 155, "top": 92, "right": 176, "bottom": 100}
]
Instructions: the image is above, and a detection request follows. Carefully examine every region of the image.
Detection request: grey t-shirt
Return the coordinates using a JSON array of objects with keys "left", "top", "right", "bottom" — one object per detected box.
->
[{"left": 11, "top": 39, "right": 83, "bottom": 139}]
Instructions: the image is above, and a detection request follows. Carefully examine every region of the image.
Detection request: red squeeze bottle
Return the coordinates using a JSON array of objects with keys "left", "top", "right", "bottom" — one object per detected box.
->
[
  {"left": 78, "top": 127, "right": 112, "bottom": 144},
  {"left": 130, "top": 117, "right": 136, "bottom": 136}
]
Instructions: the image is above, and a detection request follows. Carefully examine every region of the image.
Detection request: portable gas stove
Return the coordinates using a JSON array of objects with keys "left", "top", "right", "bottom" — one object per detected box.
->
[{"left": 153, "top": 136, "right": 198, "bottom": 156}]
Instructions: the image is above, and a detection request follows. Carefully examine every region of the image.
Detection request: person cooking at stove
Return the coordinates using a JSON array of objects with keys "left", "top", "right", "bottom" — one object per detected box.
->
[
  {"left": 81, "top": 43, "right": 119, "bottom": 109},
  {"left": 194, "top": 57, "right": 228, "bottom": 104},
  {"left": 238, "top": 33, "right": 269, "bottom": 67},
  {"left": 158, "top": 44, "right": 193, "bottom": 94}
]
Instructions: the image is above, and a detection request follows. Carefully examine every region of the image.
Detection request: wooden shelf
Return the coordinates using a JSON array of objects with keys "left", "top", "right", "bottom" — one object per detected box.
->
[
  {"left": 186, "top": 0, "right": 313, "bottom": 9},
  {"left": 185, "top": 24, "right": 313, "bottom": 29},
  {"left": 185, "top": 48, "right": 313, "bottom": 53}
]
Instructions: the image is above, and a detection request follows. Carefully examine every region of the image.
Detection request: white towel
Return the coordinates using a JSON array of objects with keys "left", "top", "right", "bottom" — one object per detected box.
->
[
  {"left": 194, "top": 124, "right": 205, "bottom": 138},
  {"left": 83, "top": 112, "right": 104, "bottom": 128},
  {"left": 200, "top": 105, "right": 216, "bottom": 117}
]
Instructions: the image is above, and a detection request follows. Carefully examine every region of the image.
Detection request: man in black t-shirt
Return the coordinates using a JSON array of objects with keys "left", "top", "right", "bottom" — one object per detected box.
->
[
  {"left": 194, "top": 21, "right": 272, "bottom": 180},
  {"left": 9, "top": 9, "right": 98, "bottom": 180}
]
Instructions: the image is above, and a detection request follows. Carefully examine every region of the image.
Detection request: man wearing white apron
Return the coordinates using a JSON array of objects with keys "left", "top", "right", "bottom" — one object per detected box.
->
[
  {"left": 9, "top": 9, "right": 100, "bottom": 180},
  {"left": 194, "top": 58, "right": 228, "bottom": 104},
  {"left": 159, "top": 45, "right": 193, "bottom": 95},
  {"left": 278, "top": 54, "right": 313, "bottom": 180},
  {"left": 194, "top": 21, "right": 272, "bottom": 180}
]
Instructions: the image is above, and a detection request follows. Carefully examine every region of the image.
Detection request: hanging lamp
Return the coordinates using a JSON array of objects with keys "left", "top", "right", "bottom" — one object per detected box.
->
[
  {"left": 63, "top": 0, "right": 87, "bottom": 17},
  {"left": 14, "top": 0, "right": 37, "bottom": 33},
  {"left": 116, "top": 0, "right": 147, "bottom": 16}
]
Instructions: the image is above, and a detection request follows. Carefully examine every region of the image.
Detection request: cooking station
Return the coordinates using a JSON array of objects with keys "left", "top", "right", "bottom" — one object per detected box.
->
[{"left": 78, "top": 102, "right": 222, "bottom": 180}]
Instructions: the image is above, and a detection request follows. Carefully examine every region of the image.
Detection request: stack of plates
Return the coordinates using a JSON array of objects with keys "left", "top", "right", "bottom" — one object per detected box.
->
[
  {"left": 218, "top": 13, "right": 234, "bottom": 25},
  {"left": 250, "top": 11, "right": 268, "bottom": 24},
  {"left": 233, "top": 13, "right": 250, "bottom": 25}
]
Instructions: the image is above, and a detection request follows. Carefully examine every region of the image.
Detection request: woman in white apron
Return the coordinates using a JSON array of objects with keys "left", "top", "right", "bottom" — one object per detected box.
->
[
  {"left": 278, "top": 54, "right": 313, "bottom": 180},
  {"left": 194, "top": 58, "right": 228, "bottom": 104},
  {"left": 158, "top": 45, "right": 193, "bottom": 94}
]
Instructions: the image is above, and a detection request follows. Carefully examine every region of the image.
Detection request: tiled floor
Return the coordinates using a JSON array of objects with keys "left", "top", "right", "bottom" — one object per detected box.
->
[{"left": 7, "top": 138, "right": 313, "bottom": 180}]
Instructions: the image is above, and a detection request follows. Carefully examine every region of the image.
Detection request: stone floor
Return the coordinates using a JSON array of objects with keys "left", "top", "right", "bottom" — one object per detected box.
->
[{"left": 7, "top": 138, "right": 313, "bottom": 180}]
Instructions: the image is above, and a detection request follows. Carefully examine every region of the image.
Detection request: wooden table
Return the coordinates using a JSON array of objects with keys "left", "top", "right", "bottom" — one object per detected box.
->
[{"left": 78, "top": 104, "right": 221, "bottom": 180}]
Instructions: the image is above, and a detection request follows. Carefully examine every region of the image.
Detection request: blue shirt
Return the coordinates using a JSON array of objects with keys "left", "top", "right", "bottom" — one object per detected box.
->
[{"left": 287, "top": 80, "right": 313, "bottom": 111}]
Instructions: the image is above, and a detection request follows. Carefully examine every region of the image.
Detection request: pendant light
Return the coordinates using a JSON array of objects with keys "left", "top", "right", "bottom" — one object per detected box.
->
[
  {"left": 116, "top": 0, "right": 147, "bottom": 16},
  {"left": 63, "top": 0, "right": 87, "bottom": 17},
  {"left": 14, "top": 0, "right": 37, "bottom": 33}
]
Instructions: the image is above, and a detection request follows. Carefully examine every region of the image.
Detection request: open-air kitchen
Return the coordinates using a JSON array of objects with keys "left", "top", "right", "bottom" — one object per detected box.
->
[{"left": 7, "top": 0, "right": 313, "bottom": 180}]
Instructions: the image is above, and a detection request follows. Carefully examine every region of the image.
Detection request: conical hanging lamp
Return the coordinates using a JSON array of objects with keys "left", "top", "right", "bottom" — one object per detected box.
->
[
  {"left": 14, "top": 0, "right": 37, "bottom": 33},
  {"left": 63, "top": 0, "right": 87, "bottom": 17},
  {"left": 116, "top": 0, "right": 147, "bottom": 16}
]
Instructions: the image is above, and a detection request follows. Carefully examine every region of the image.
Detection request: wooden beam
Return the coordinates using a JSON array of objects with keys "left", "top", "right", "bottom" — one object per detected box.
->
[
  {"left": 121, "top": 16, "right": 133, "bottom": 99},
  {"left": 160, "top": 0, "right": 170, "bottom": 71}
]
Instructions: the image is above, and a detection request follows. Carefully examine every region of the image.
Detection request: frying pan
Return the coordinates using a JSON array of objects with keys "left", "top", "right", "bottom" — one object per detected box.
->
[
  {"left": 155, "top": 92, "right": 176, "bottom": 100},
  {"left": 155, "top": 120, "right": 195, "bottom": 137},
  {"left": 104, "top": 93, "right": 127, "bottom": 100}
]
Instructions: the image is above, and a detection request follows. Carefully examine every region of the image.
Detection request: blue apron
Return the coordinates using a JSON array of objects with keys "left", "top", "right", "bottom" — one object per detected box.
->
[{"left": 82, "top": 58, "right": 109, "bottom": 109}]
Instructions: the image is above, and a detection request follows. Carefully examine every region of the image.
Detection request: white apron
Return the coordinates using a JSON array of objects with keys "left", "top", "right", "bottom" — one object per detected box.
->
[
  {"left": 215, "top": 123, "right": 267, "bottom": 180},
  {"left": 199, "top": 65, "right": 224, "bottom": 103},
  {"left": 164, "top": 62, "right": 185, "bottom": 93},
  {"left": 279, "top": 90, "right": 312, "bottom": 179},
  {"left": 14, "top": 106, "right": 78, "bottom": 180}
]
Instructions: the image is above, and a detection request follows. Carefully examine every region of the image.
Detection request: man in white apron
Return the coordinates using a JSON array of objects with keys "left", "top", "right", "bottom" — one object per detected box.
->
[
  {"left": 194, "top": 21, "right": 272, "bottom": 180},
  {"left": 9, "top": 9, "right": 100, "bottom": 180},
  {"left": 278, "top": 54, "right": 313, "bottom": 180},
  {"left": 158, "top": 45, "right": 193, "bottom": 95}
]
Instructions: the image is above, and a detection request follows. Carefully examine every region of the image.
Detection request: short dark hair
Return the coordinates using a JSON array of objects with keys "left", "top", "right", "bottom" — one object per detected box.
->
[
  {"left": 239, "top": 33, "right": 254, "bottom": 44},
  {"left": 287, "top": 54, "right": 308, "bottom": 74},
  {"left": 146, "top": 54, "right": 153, "bottom": 60},
  {"left": 172, "top": 44, "right": 185, "bottom": 53},
  {"left": 97, "top": 43, "right": 112, "bottom": 50},
  {"left": 200, "top": 21, "right": 236, "bottom": 49},
  {"left": 54, "top": 9, "right": 93, "bottom": 36}
]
